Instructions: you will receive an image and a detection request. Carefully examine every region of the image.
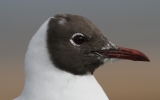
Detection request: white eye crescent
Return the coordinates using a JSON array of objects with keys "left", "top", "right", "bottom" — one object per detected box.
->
[{"left": 70, "top": 33, "right": 85, "bottom": 46}]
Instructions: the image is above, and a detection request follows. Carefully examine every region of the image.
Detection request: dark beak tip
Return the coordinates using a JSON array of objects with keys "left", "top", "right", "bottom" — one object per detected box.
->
[
  {"left": 137, "top": 57, "right": 150, "bottom": 62},
  {"left": 143, "top": 57, "right": 150, "bottom": 62},
  {"left": 136, "top": 51, "right": 150, "bottom": 62}
]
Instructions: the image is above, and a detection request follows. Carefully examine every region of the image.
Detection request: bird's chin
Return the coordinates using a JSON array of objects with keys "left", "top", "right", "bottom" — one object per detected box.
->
[{"left": 87, "top": 61, "right": 104, "bottom": 74}]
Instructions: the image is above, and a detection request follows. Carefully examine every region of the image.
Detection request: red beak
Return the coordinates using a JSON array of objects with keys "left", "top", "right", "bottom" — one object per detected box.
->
[{"left": 97, "top": 46, "right": 150, "bottom": 62}]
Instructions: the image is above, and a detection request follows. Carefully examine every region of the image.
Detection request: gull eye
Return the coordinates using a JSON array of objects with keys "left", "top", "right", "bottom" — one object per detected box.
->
[
  {"left": 70, "top": 33, "right": 85, "bottom": 46},
  {"left": 73, "top": 35, "right": 84, "bottom": 44}
]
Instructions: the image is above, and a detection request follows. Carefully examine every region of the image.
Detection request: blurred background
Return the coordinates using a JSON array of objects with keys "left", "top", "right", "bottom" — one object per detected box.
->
[{"left": 0, "top": 0, "right": 160, "bottom": 100}]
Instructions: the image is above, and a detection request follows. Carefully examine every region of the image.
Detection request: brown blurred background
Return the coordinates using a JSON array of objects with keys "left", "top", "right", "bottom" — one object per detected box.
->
[{"left": 0, "top": 0, "right": 160, "bottom": 100}]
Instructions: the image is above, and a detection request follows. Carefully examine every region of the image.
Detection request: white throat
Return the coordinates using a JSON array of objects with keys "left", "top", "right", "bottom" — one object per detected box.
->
[{"left": 14, "top": 18, "right": 109, "bottom": 100}]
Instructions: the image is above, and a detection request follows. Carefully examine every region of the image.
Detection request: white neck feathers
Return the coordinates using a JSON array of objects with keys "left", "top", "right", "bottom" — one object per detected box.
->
[{"left": 14, "top": 18, "right": 109, "bottom": 100}]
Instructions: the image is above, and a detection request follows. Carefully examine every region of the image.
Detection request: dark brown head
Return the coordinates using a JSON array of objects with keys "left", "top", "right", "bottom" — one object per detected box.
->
[{"left": 47, "top": 14, "right": 149, "bottom": 75}]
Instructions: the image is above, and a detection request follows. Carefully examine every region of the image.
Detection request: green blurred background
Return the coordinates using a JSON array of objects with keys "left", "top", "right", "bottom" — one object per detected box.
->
[{"left": 0, "top": 0, "right": 160, "bottom": 100}]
